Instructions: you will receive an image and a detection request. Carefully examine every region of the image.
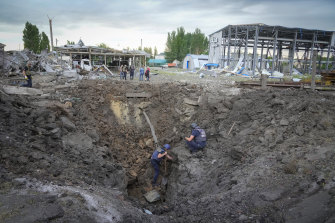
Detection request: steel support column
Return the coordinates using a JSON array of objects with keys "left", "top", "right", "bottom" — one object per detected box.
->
[
  {"left": 252, "top": 26, "right": 259, "bottom": 76},
  {"left": 318, "top": 49, "right": 323, "bottom": 73},
  {"left": 222, "top": 30, "right": 226, "bottom": 67},
  {"left": 260, "top": 40, "right": 264, "bottom": 70},
  {"left": 289, "top": 31, "right": 297, "bottom": 76},
  {"left": 271, "top": 30, "right": 278, "bottom": 75},
  {"left": 227, "top": 26, "right": 231, "bottom": 66},
  {"left": 234, "top": 26, "right": 238, "bottom": 54},
  {"left": 326, "top": 45, "right": 331, "bottom": 72},
  {"left": 244, "top": 27, "right": 249, "bottom": 69},
  {"left": 308, "top": 33, "right": 316, "bottom": 74}
]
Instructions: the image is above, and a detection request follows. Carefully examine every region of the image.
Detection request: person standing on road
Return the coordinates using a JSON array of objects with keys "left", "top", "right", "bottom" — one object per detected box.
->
[
  {"left": 139, "top": 66, "right": 144, "bottom": 81},
  {"left": 119, "top": 65, "right": 124, "bottom": 80},
  {"left": 122, "top": 65, "right": 128, "bottom": 80},
  {"left": 151, "top": 144, "right": 173, "bottom": 186},
  {"left": 185, "top": 123, "right": 206, "bottom": 153},
  {"left": 130, "top": 65, "right": 135, "bottom": 80},
  {"left": 21, "top": 63, "right": 32, "bottom": 88},
  {"left": 145, "top": 67, "right": 150, "bottom": 81}
]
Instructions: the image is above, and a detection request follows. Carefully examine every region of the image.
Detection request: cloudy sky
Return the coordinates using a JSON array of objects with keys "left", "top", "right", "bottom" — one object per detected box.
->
[{"left": 0, "top": 0, "right": 334, "bottom": 53}]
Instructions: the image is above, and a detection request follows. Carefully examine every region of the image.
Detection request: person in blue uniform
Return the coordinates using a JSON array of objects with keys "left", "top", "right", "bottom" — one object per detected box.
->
[
  {"left": 151, "top": 144, "right": 173, "bottom": 186},
  {"left": 139, "top": 66, "right": 144, "bottom": 81},
  {"left": 185, "top": 123, "right": 206, "bottom": 153},
  {"left": 21, "top": 63, "right": 32, "bottom": 88}
]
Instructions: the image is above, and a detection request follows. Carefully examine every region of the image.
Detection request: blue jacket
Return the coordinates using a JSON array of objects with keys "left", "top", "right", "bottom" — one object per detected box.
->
[
  {"left": 192, "top": 127, "right": 206, "bottom": 143},
  {"left": 151, "top": 148, "right": 166, "bottom": 163},
  {"left": 140, "top": 68, "right": 144, "bottom": 75}
]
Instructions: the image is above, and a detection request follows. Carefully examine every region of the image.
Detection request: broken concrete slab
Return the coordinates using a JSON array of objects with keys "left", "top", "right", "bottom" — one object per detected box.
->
[
  {"left": 184, "top": 98, "right": 199, "bottom": 106},
  {"left": 2, "top": 85, "right": 43, "bottom": 96},
  {"left": 280, "top": 118, "right": 289, "bottom": 126},
  {"left": 60, "top": 116, "right": 76, "bottom": 131},
  {"left": 63, "top": 70, "right": 79, "bottom": 79},
  {"left": 144, "top": 190, "right": 160, "bottom": 203},
  {"left": 126, "top": 92, "right": 152, "bottom": 98}
]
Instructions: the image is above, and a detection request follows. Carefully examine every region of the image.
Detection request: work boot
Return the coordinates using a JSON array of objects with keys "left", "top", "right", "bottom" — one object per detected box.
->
[{"left": 152, "top": 182, "right": 160, "bottom": 187}]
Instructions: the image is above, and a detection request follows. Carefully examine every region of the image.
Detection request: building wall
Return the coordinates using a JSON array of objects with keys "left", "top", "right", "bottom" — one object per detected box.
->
[
  {"left": 208, "top": 31, "right": 222, "bottom": 67},
  {"left": 155, "top": 55, "right": 165, "bottom": 60},
  {"left": 183, "top": 55, "right": 194, "bottom": 70},
  {"left": 183, "top": 55, "right": 208, "bottom": 70}
]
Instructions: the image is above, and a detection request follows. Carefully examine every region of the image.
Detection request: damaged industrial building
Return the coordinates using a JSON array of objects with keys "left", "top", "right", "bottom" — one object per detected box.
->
[
  {"left": 209, "top": 23, "right": 335, "bottom": 77},
  {"left": 54, "top": 39, "right": 150, "bottom": 69}
]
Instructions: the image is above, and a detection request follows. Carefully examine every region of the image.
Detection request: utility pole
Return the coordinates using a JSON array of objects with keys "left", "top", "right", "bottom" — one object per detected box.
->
[
  {"left": 311, "top": 50, "right": 317, "bottom": 91},
  {"left": 48, "top": 15, "right": 54, "bottom": 51}
]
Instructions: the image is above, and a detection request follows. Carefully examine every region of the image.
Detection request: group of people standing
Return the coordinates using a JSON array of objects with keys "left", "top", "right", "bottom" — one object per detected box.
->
[{"left": 119, "top": 65, "right": 150, "bottom": 81}]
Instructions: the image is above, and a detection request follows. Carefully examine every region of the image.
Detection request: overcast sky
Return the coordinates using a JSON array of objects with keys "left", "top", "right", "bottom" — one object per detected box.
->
[{"left": 0, "top": 0, "right": 334, "bottom": 53}]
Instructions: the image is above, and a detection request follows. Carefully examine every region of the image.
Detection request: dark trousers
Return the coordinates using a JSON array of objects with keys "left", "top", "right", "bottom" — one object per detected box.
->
[
  {"left": 123, "top": 72, "right": 127, "bottom": 80},
  {"left": 130, "top": 72, "right": 134, "bottom": 80},
  {"left": 186, "top": 140, "right": 205, "bottom": 153},
  {"left": 21, "top": 79, "right": 32, "bottom": 88},
  {"left": 151, "top": 159, "right": 160, "bottom": 184}
]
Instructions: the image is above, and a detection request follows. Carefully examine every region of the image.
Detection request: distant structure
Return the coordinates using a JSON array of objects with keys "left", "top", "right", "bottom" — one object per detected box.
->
[
  {"left": 209, "top": 23, "right": 335, "bottom": 75},
  {"left": 183, "top": 54, "right": 208, "bottom": 70},
  {"left": 54, "top": 39, "right": 150, "bottom": 69},
  {"left": 148, "top": 59, "right": 167, "bottom": 67},
  {"left": 0, "top": 43, "right": 5, "bottom": 75},
  {"left": 155, "top": 53, "right": 165, "bottom": 60}
]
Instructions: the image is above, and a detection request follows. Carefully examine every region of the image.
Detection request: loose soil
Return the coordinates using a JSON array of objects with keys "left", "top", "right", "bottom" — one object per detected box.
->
[{"left": 1, "top": 72, "right": 335, "bottom": 222}]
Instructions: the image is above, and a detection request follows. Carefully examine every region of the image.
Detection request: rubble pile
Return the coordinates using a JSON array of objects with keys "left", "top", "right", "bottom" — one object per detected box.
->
[{"left": 0, "top": 49, "right": 72, "bottom": 75}]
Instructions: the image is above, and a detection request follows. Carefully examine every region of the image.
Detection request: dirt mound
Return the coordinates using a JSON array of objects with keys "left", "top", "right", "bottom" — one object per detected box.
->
[{"left": 1, "top": 78, "right": 335, "bottom": 222}]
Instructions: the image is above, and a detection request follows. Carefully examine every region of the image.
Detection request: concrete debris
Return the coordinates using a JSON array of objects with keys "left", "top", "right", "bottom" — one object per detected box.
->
[
  {"left": 60, "top": 116, "right": 76, "bottom": 131},
  {"left": 144, "top": 190, "right": 160, "bottom": 203},
  {"left": 2, "top": 85, "right": 43, "bottom": 95},
  {"left": 1, "top": 49, "right": 82, "bottom": 81},
  {"left": 183, "top": 98, "right": 199, "bottom": 106},
  {"left": 144, "top": 209, "right": 153, "bottom": 215},
  {"left": 126, "top": 92, "right": 152, "bottom": 98}
]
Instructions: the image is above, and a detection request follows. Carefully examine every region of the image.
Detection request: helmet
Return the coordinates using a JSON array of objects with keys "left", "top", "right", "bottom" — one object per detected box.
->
[
  {"left": 163, "top": 144, "right": 171, "bottom": 150},
  {"left": 191, "top": 123, "right": 198, "bottom": 128}
]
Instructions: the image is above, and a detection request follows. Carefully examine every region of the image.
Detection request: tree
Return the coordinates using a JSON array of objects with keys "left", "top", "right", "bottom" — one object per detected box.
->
[
  {"left": 154, "top": 46, "right": 158, "bottom": 58},
  {"left": 143, "top": 47, "right": 153, "bottom": 58},
  {"left": 97, "top": 43, "right": 110, "bottom": 49},
  {"left": 191, "top": 28, "right": 209, "bottom": 55},
  {"left": 165, "top": 30, "right": 177, "bottom": 62},
  {"left": 165, "top": 27, "right": 209, "bottom": 62},
  {"left": 67, "top": 40, "right": 75, "bottom": 45},
  {"left": 22, "top": 21, "right": 40, "bottom": 53},
  {"left": 39, "top": 32, "right": 50, "bottom": 52}
]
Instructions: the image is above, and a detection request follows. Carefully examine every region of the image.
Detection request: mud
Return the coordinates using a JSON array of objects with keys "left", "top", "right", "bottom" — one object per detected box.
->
[{"left": 1, "top": 73, "right": 335, "bottom": 222}]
